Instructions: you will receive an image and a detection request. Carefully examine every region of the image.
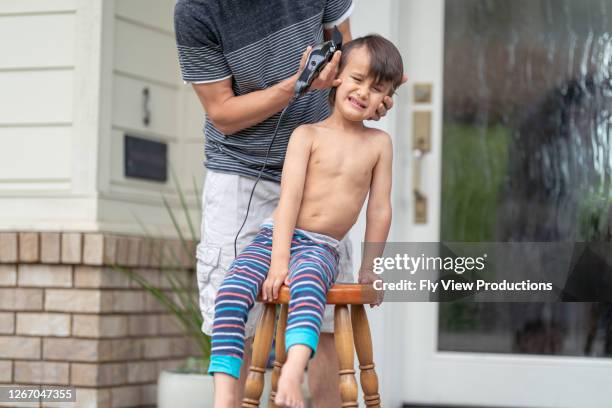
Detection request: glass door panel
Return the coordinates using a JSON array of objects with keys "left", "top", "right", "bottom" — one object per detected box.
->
[{"left": 440, "top": 0, "right": 612, "bottom": 358}]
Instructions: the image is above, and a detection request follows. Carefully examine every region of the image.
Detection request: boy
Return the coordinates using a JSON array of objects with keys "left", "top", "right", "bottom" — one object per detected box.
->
[{"left": 209, "top": 34, "right": 403, "bottom": 408}]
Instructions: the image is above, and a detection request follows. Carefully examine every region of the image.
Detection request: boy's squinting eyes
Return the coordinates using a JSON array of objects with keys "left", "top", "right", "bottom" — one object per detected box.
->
[{"left": 348, "top": 72, "right": 391, "bottom": 95}]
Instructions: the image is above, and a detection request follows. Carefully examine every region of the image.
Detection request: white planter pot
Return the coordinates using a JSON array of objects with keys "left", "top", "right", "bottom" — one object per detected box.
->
[
  {"left": 157, "top": 370, "right": 214, "bottom": 408},
  {"left": 157, "top": 369, "right": 308, "bottom": 407}
]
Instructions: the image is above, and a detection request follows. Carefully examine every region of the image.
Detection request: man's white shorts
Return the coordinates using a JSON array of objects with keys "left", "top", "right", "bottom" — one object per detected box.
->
[{"left": 196, "top": 170, "right": 354, "bottom": 338}]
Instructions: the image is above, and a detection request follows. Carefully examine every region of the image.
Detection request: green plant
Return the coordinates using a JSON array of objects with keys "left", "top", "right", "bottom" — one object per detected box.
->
[
  {"left": 439, "top": 123, "right": 511, "bottom": 334},
  {"left": 117, "top": 172, "right": 211, "bottom": 374},
  {"left": 578, "top": 191, "right": 612, "bottom": 241},
  {"left": 441, "top": 123, "right": 511, "bottom": 242}
]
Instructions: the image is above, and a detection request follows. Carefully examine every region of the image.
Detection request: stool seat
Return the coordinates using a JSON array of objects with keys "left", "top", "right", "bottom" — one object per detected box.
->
[{"left": 258, "top": 283, "right": 380, "bottom": 305}]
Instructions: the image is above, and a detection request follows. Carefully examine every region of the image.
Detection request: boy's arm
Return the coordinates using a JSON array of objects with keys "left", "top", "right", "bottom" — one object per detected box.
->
[
  {"left": 359, "top": 133, "right": 393, "bottom": 303},
  {"left": 262, "top": 127, "right": 313, "bottom": 301}
]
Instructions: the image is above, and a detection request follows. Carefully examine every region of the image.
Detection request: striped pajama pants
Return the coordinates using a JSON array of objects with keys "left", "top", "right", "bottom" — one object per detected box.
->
[{"left": 207, "top": 220, "right": 340, "bottom": 379}]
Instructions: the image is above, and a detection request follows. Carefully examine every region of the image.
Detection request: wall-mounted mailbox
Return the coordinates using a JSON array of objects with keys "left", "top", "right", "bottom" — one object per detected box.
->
[{"left": 124, "top": 135, "right": 167, "bottom": 182}]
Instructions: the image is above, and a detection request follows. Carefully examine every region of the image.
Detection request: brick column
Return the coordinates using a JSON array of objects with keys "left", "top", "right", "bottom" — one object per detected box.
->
[{"left": 0, "top": 232, "right": 200, "bottom": 407}]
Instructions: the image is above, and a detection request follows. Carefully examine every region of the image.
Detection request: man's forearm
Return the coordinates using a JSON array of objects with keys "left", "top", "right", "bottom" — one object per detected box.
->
[{"left": 208, "top": 75, "right": 296, "bottom": 135}]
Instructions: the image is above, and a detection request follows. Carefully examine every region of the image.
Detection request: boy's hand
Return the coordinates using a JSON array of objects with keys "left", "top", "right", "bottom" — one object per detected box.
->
[
  {"left": 262, "top": 262, "right": 288, "bottom": 301},
  {"left": 368, "top": 74, "right": 409, "bottom": 121},
  {"left": 294, "top": 46, "right": 342, "bottom": 92},
  {"left": 358, "top": 269, "right": 384, "bottom": 307}
]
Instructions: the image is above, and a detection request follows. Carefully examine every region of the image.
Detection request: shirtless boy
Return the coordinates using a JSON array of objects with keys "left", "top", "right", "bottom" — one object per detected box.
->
[{"left": 208, "top": 35, "right": 404, "bottom": 408}]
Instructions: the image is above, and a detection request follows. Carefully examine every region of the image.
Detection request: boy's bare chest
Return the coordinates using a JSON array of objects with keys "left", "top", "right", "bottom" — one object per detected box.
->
[{"left": 308, "top": 138, "right": 378, "bottom": 178}]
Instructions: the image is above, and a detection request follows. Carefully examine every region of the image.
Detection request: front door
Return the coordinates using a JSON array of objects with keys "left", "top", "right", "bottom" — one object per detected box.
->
[{"left": 389, "top": 1, "right": 612, "bottom": 407}]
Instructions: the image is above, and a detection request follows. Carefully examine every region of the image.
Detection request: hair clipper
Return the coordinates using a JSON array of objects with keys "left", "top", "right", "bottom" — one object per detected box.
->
[{"left": 294, "top": 26, "right": 343, "bottom": 97}]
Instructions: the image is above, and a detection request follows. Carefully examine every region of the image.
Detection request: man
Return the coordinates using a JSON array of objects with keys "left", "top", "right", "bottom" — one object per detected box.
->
[{"left": 174, "top": 1, "right": 396, "bottom": 405}]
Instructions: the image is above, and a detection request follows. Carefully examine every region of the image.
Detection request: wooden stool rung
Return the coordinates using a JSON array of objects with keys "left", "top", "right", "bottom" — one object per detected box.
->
[
  {"left": 241, "top": 398, "right": 259, "bottom": 408},
  {"left": 248, "top": 366, "right": 265, "bottom": 374}
]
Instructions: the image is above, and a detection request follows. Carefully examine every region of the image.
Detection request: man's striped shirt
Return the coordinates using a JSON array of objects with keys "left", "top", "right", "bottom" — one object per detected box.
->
[{"left": 174, "top": 0, "right": 354, "bottom": 182}]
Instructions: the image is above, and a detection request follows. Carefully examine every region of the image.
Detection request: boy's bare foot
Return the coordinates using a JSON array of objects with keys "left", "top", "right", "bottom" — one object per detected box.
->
[{"left": 274, "top": 360, "right": 305, "bottom": 408}]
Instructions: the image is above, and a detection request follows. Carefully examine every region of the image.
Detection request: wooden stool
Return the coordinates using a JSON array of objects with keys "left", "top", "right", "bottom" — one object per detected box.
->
[{"left": 241, "top": 284, "right": 381, "bottom": 408}]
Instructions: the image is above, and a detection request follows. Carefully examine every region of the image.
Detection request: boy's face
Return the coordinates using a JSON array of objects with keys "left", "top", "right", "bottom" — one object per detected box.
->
[{"left": 334, "top": 46, "right": 392, "bottom": 122}]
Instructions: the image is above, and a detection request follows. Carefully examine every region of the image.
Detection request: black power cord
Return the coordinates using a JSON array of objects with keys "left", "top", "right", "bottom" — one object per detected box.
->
[{"left": 233, "top": 101, "right": 295, "bottom": 258}]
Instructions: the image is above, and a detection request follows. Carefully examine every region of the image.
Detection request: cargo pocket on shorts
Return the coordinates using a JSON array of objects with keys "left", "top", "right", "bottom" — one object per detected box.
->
[{"left": 196, "top": 244, "right": 222, "bottom": 322}]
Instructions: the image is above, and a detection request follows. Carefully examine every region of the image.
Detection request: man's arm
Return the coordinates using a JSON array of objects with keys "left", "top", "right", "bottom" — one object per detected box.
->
[
  {"left": 192, "top": 75, "right": 296, "bottom": 135},
  {"left": 261, "top": 127, "right": 313, "bottom": 301},
  {"left": 193, "top": 19, "right": 352, "bottom": 135},
  {"left": 359, "top": 133, "right": 393, "bottom": 294}
]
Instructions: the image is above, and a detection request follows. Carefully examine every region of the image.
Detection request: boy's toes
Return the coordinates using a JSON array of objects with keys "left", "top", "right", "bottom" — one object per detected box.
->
[
  {"left": 290, "top": 396, "right": 302, "bottom": 408},
  {"left": 285, "top": 396, "right": 297, "bottom": 408},
  {"left": 274, "top": 393, "right": 287, "bottom": 407}
]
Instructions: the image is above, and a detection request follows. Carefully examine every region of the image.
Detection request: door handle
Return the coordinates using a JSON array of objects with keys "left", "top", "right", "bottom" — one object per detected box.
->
[{"left": 412, "top": 111, "right": 431, "bottom": 224}]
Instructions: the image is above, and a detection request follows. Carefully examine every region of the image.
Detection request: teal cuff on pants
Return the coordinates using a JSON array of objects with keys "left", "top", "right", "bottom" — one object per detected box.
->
[
  {"left": 285, "top": 327, "right": 319, "bottom": 358},
  {"left": 208, "top": 355, "right": 242, "bottom": 379}
]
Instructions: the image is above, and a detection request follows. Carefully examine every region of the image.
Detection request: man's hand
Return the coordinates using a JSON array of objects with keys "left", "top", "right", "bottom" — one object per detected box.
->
[
  {"left": 368, "top": 73, "right": 409, "bottom": 121},
  {"left": 262, "top": 262, "right": 289, "bottom": 301},
  {"left": 358, "top": 269, "right": 384, "bottom": 307},
  {"left": 294, "top": 46, "right": 343, "bottom": 92}
]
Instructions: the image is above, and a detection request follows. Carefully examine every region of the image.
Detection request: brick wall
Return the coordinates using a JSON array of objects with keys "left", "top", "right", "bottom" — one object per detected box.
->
[{"left": 0, "top": 232, "right": 200, "bottom": 408}]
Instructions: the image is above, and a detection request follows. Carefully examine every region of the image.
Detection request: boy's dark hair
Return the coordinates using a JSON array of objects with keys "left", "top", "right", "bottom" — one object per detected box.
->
[{"left": 329, "top": 34, "right": 404, "bottom": 106}]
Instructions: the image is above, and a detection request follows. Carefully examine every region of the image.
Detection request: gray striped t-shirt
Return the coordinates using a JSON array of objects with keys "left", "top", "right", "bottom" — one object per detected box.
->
[{"left": 174, "top": 0, "right": 354, "bottom": 182}]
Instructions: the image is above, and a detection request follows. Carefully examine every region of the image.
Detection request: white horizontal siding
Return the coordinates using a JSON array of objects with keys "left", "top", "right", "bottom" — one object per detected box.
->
[
  {"left": 0, "top": 127, "right": 71, "bottom": 181},
  {"left": 97, "top": 195, "right": 200, "bottom": 238},
  {"left": 114, "top": 18, "right": 179, "bottom": 86},
  {"left": 115, "top": 0, "right": 175, "bottom": 33},
  {"left": 0, "top": 0, "right": 76, "bottom": 15},
  {"left": 0, "top": 70, "right": 73, "bottom": 124},
  {"left": 0, "top": 14, "right": 75, "bottom": 69},
  {"left": 106, "top": 3, "right": 203, "bottom": 197},
  {"left": 112, "top": 73, "right": 179, "bottom": 139},
  {"left": 0, "top": 3, "right": 78, "bottom": 204},
  {"left": 96, "top": 0, "right": 203, "bottom": 233},
  {"left": 177, "top": 141, "right": 204, "bottom": 194},
  {"left": 0, "top": 197, "right": 97, "bottom": 232},
  {"left": 0, "top": 181, "right": 71, "bottom": 192}
]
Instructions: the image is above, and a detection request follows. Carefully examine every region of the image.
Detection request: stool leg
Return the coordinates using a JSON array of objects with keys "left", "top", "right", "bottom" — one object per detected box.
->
[
  {"left": 334, "top": 305, "right": 359, "bottom": 408},
  {"left": 351, "top": 305, "right": 381, "bottom": 407},
  {"left": 269, "top": 304, "right": 288, "bottom": 407},
  {"left": 242, "top": 303, "right": 276, "bottom": 408}
]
